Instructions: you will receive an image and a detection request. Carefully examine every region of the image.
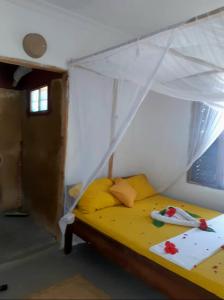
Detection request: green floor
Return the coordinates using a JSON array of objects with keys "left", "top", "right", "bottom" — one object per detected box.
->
[{"left": 0, "top": 243, "right": 167, "bottom": 299}]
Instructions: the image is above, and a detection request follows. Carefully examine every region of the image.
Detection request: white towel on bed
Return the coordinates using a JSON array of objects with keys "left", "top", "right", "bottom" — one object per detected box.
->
[{"left": 150, "top": 214, "right": 224, "bottom": 270}]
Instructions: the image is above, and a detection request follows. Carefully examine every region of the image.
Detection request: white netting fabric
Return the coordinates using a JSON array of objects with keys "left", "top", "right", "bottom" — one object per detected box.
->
[{"left": 61, "top": 11, "right": 224, "bottom": 231}]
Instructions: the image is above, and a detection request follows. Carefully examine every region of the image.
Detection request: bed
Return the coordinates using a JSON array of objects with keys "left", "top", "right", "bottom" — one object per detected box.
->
[{"left": 64, "top": 194, "right": 223, "bottom": 299}]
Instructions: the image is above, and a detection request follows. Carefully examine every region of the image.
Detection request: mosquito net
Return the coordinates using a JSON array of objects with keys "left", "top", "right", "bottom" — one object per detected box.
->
[{"left": 60, "top": 9, "right": 224, "bottom": 232}]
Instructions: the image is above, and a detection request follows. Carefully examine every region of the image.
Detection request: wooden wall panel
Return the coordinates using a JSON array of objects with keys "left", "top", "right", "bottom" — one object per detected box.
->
[
  {"left": 0, "top": 88, "right": 24, "bottom": 211},
  {"left": 22, "top": 79, "right": 63, "bottom": 231}
]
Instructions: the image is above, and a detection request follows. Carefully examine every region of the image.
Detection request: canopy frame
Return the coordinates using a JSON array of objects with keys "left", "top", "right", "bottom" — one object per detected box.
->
[{"left": 69, "top": 6, "right": 224, "bottom": 67}]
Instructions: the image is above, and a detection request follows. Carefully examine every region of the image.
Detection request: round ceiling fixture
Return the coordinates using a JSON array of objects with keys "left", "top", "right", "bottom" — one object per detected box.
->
[{"left": 23, "top": 33, "right": 47, "bottom": 59}]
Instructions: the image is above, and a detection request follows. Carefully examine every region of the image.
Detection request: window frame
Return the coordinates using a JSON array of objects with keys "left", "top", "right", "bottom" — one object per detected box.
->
[
  {"left": 28, "top": 85, "right": 50, "bottom": 116},
  {"left": 187, "top": 170, "right": 224, "bottom": 191},
  {"left": 187, "top": 133, "right": 224, "bottom": 191}
]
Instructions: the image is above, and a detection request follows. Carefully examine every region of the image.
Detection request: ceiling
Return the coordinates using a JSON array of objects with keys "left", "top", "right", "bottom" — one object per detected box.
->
[{"left": 44, "top": 0, "right": 224, "bottom": 36}]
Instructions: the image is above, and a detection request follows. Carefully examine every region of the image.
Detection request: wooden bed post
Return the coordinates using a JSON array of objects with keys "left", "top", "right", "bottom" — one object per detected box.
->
[
  {"left": 64, "top": 224, "right": 73, "bottom": 255},
  {"left": 108, "top": 79, "right": 118, "bottom": 179},
  {"left": 108, "top": 154, "right": 114, "bottom": 179}
]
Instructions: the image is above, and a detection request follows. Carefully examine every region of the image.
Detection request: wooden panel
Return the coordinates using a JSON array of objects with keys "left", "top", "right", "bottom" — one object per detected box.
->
[
  {"left": 108, "top": 154, "right": 114, "bottom": 179},
  {"left": 65, "top": 219, "right": 220, "bottom": 300},
  {"left": 0, "top": 55, "right": 65, "bottom": 73},
  {"left": 22, "top": 79, "right": 64, "bottom": 231},
  {"left": 0, "top": 88, "right": 24, "bottom": 211},
  {"left": 55, "top": 73, "right": 69, "bottom": 238}
]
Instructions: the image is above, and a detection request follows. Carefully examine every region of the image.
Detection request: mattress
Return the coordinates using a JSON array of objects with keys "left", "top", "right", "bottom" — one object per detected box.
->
[{"left": 75, "top": 195, "right": 224, "bottom": 298}]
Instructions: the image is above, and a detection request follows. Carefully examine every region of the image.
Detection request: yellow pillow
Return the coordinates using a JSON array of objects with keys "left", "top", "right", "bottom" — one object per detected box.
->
[
  {"left": 109, "top": 180, "right": 137, "bottom": 208},
  {"left": 78, "top": 191, "right": 119, "bottom": 214},
  {"left": 83, "top": 178, "right": 112, "bottom": 194},
  {"left": 117, "top": 174, "right": 156, "bottom": 201},
  {"left": 76, "top": 178, "right": 120, "bottom": 214},
  {"left": 69, "top": 183, "right": 82, "bottom": 198}
]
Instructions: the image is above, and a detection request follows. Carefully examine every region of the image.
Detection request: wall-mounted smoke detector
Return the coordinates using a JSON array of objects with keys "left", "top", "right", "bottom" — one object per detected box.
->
[{"left": 23, "top": 33, "right": 47, "bottom": 59}]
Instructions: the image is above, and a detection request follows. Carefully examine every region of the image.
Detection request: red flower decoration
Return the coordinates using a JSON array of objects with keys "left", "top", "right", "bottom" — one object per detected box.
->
[
  {"left": 199, "top": 219, "right": 208, "bottom": 231},
  {"left": 166, "top": 207, "right": 176, "bottom": 217},
  {"left": 164, "top": 241, "right": 179, "bottom": 255}
]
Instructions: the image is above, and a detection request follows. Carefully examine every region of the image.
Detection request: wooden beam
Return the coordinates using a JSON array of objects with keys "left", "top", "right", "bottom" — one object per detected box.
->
[
  {"left": 0, "top": 55, "right": 66, "bottom": 73},
  {"left": 55, "top": 72, "right": 69, "bottom": 239},
  {"left": 70, "top": 7, "right": 224, "bottom": 67},
  {"left": 170, "top": 49, "right": 224, "bottom": 72},
  {"left": 108, "top": 79, "right": 118, "bottom": 179},
  {"left": 108, "top": 154, "right": 114, "bottom": 179},
  {"left": 164, "top": 69, "right": 222, "bottom": 84}
]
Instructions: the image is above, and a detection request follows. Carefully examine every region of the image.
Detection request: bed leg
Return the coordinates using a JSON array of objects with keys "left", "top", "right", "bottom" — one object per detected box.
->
[{"left": 64, "top": 224, "right": 73, "bottom": 255}]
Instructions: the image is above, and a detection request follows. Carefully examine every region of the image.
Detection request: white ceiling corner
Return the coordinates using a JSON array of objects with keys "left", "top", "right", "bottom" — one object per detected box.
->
[
  {"left": 42, "top": 0, "right": 224, "bottom": 37},
  {"left": 7, "top": 0, "right": 131, "bottom": 38}
]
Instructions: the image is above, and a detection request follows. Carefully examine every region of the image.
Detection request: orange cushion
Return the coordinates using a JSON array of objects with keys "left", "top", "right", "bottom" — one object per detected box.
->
[
  {"left": 119, "top": 174, "right": 156, "bottom": 201},
  {"left": 109, "top": 180, "right": 137, "bottom": 208}
]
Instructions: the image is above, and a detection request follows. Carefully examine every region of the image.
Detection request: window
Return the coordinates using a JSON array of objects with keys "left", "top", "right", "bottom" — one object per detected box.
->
[
  {"left": 30, "top": 86, "right": 48, "bottom": 113},
  {"left": 187, "top": 103, "right": 224, "bottom": 190}
]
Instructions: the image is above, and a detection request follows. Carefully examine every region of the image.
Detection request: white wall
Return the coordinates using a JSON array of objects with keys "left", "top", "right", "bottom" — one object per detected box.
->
[
  {"left": 5, "top": 0, "right": 224, "bottom": 213},
  {"left": 113, "top": 91, "right": 191, "bottom": 187},
  {"left": 167, "top": 176, "right": 224, "bottom": 213},
  {"left": 113, "top": 91, "right": 224, "bottom": 213},
  {"left": 0, "top": 0, "right": 130, "bottom": 69}
]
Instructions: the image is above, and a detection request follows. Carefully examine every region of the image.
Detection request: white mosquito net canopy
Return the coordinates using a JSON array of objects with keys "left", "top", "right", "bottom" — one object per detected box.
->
[{"left": 60, "top": 8, "right": 224, "bottom": 231}]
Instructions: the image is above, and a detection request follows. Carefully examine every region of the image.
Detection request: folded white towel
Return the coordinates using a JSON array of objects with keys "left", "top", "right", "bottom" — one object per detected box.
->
[
  {"left": 151, "top": 206, "right": 199, "bottom": 227},
  {"left": 150, "top": 214, "right": 224, "bottom": 270}
]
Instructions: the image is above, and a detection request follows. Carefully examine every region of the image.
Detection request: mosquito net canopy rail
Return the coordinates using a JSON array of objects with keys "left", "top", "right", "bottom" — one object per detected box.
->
[{"left": 60, "top": 8, "right": 224, "bottom": 233}]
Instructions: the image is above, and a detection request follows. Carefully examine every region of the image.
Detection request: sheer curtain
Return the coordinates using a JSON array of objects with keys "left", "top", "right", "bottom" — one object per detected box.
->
[
  {"left": 217, "top": 132, "right": 224, "bottom": 189},
  {"left": 151, "top": 13, "right": 224, "bottom": 109},
  {"left": 188, "top": 102, "right": 224, "bottom": 168},
  {"left": 158, "top": 102, "right": 224, "bottom": 193},
  {"left": 61, "top": 11, "right": 224, "bottom": 233},
  {"left": 188, "top": 102, "right": 224, "bottom": 190},
  {"left": 60, "top": 29, "right": 175, "bottom": 232}
]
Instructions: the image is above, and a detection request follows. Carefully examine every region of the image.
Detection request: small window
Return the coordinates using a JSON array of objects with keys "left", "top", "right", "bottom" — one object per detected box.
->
[
  {"left": 187, "top": 102, "right": 224, "bottom": 190},
  {"left": 30, "top": 86, "right": 48, "bottom": 114},
  {"left": 188, "top": 137, "right": 222, "bottom": 189}
]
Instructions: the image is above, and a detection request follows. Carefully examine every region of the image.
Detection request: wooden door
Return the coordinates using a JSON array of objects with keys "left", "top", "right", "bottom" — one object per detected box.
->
[
  {"left": 22, "top": 78, "right": 67, "bottom": 233},
  {"left": 0, "top": 89, "right": 23, "bottom": 211}
]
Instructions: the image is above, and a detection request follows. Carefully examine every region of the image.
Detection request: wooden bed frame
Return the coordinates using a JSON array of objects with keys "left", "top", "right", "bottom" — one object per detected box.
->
[{"left": 64, "top": 218, "right": 220, "bottom": 300}]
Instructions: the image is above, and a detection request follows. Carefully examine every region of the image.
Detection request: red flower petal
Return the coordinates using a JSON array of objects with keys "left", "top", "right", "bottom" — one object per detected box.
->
[
  {"left": 166, "top": 207, "right": 176, "bottom": 217},
  {"left": 199, "top": 218, "right": 208, "bottom": 230},
  {"left": 164, "top": 241, "right": 178, "bottom": 255}
]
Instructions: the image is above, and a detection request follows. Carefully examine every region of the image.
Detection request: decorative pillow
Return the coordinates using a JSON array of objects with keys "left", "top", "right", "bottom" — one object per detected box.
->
[
  {"left": 109, "top": 180, "right": 137, "bottom": 208},
  {"left": 69, "top": 183, "right": 82, "bottom": 198},
  {"left": 73, "top": 178, "right": 120, "bottom": 214},
  {"left": 84, "top": 178, "right": 113, "bottom": 193},
  {"left": 78, "top": 191, "right": 119, "bottom": 214},
  {"left": 115, "top": 174, "right": 156, "bottom": 201}
]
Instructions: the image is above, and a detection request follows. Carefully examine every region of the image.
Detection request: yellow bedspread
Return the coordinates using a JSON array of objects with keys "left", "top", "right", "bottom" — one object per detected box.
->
[{"left": 75, "top": 195, "right": 224, "bottom": 298}]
